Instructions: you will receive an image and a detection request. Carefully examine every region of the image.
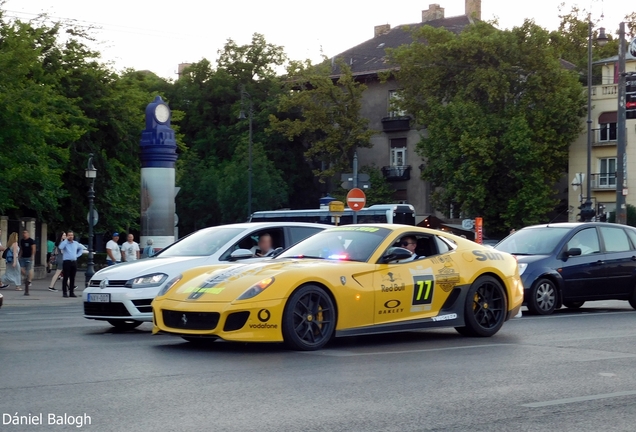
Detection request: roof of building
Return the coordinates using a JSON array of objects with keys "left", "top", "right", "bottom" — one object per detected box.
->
[
  {"left": 594, "top": 51, "right": 636, "bottom": 65},
  {"left": 330, "top": 15, "right": 473, "bottom": 77}
]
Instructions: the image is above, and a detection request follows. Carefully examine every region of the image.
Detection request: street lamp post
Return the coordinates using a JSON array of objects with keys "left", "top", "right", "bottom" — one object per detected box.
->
[
  {"left": 85, "top": 154, "right": 97, "bottom": 286},
  {"left": 615, "top": 22, "right": 628, "bottom": 224},
  {"left": 239, "top": 86, "right": 253, "bottom": 219},
  {"left": 581, "top": 20, "right": 608, "bottom": 222}
]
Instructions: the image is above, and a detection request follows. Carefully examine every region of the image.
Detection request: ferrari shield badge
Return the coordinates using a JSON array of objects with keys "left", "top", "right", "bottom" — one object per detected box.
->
[{"left": 340, "top": 276, "right": 346, "bottom": 285}]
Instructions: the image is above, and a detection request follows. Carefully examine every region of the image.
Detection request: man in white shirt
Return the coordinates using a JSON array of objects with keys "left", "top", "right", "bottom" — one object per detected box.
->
[
  {"left": 121, "top": 234, "right": 140, "bottom": 262},
  {"left": 106, "top": 232, "right": 122, "bottom": 266}
]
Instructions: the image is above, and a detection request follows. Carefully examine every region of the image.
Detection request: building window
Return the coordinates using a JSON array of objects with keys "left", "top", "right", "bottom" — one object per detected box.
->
[
  {"left": 599, "top": 122, "right": 617, "bottom": 141},
  {"left": 599, "top": 157, "right": 616, "bottom": 187},
  {"left": 388, "top": 90, "right": 406, "bottom": 118},
  {"left": 390, "top": 138, "right": 407, "bottom": 166}
]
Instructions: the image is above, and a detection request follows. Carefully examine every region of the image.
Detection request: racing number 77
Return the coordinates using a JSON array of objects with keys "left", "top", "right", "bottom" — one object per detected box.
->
[{"left": 412, "top": 275, "right": 434, "bottom": 305}]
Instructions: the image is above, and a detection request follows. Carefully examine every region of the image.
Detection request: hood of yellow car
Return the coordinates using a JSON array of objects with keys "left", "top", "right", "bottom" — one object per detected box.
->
[{"left": 164, "top": 258, "right": 348, "bottom": 303}]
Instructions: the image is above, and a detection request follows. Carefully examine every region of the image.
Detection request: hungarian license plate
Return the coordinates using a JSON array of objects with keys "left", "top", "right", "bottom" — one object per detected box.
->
[{"left": 88, "top": 293, "right": 110, "bottom": 303}]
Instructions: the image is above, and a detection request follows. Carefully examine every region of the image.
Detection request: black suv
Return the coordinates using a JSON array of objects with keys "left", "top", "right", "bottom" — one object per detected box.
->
[{"left": 495, "top": 222, "right": 636, "bottom": 314}]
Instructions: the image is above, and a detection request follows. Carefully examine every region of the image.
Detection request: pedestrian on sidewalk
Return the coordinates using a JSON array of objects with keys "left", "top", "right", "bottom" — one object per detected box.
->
[
  {"left": 143, "top": 239, "right": 156, "bottom": 258},
  {"left": 47, "top": 232, "right": 66, "bottom": 292},
  {"left": 121, "top": 234, "right": 140, "bottom": 262},
  {"left": 106, "top": 232, "right": 121, "bottom": 266},
  {"left": 0, "top": 228, "right": 7, "bottom": 289},
  {"left": 18, "top": 230, "right": 36, "bottom": 295},
  {"left": 1, "top": 232, "right": 22, "bottom": 292},
  {"left": 46, "top": 238, "right": 55, "bottom": 273},
  {"left": 58, "top": 230, "right": 84, "bottom": 298}
]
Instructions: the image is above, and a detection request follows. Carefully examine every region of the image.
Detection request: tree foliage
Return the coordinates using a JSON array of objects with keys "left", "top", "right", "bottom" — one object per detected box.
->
[
  {"left": 549, "top": 5, "right": 636, "bottom": 83},
  {"left": 389, "top": 21, "right": 585, "bottom": 235},
  {"left": 270, "top": 59, "right": 375, "bottom": 183},
  {"left": 169, "top": 34, "right": 305, "bottom": 232}
]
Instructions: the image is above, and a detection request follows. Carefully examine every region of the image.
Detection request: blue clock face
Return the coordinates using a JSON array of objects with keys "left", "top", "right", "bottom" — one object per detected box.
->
[{"left": 154, "top": 104, "right": 170, "bottom": 123}]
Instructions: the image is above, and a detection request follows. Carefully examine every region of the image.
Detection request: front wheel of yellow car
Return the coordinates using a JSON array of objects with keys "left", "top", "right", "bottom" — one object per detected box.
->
[
  {"left": 282, "top": 285, "right": 336, "bottom": 351},
  {"left": 455, "top": 275, "right": 507, "bottom": 337}
]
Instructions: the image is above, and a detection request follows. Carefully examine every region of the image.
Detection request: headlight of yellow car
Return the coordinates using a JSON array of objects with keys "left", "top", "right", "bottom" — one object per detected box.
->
[
  {"left": 157, "top": 274, "right": 182, "bottom": 297},
  {"left": 237, "top": 277, "right": 275, "bottom": 300}
]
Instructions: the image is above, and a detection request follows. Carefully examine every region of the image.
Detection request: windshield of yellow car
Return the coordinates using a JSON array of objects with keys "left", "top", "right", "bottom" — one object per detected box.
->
[
  {"left": 155, "top": 227, "right": 246, "bottom": 257},
  {"left": 278, "top": 226, "right": 390, "bottom": 262}
]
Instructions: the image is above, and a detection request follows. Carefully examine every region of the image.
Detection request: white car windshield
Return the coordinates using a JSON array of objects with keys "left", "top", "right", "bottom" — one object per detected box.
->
[
  {"left": 278, "top": 226, "right": 390, "bottom": 262},
  {"left": 155, "top": 227, "right": 246, "bottom": 257},
  {"left": 496, "top": 227, "right": 571, "bottom": 255}
]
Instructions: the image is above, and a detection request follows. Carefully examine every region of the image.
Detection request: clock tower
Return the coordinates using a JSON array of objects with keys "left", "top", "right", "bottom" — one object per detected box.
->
[{"left": 140, "top": 95, "right": 178, "bottom": 250}]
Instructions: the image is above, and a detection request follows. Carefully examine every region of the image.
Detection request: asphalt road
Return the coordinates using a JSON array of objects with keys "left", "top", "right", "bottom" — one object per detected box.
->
[{"left": 1, "top": 296, "right": 636, "bottom": 432}]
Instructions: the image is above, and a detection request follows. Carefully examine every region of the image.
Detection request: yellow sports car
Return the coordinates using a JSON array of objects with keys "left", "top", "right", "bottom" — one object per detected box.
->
[{"left": 152, "top": 225, "right": 523, "bottom": 350}]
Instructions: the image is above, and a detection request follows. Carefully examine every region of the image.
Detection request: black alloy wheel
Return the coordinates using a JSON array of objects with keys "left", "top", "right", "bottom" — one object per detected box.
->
[
  {"left": 455, "top": 275, "right": 507, "bottom": 337},
  {"left": 282, "top": 285, "right": 336, "bottom": 351}
]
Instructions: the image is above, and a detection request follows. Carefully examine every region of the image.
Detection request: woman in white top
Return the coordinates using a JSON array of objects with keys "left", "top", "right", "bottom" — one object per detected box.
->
[{"left": 2, "top": 232, "right": 22, "bottom": 291}]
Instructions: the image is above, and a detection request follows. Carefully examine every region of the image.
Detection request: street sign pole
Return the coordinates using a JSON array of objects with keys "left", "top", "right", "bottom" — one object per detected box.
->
[
  {"left": 353, "top": 152, "right": 358, "bottom": 224},
  {"left": 616, "top": 23, "right": 628, "bottom": 224}
]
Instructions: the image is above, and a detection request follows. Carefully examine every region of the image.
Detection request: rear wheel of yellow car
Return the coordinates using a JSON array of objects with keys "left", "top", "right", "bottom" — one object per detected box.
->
[
  {"left": 282, "top": 285, "right": 336, "bottom": 351},
  {"left": 455, "top": 275, "right": 507, "bottom": 337}
]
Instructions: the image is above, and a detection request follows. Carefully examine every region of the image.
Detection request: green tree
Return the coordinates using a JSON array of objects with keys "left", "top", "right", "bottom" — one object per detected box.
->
[
  {"left": 0, "top": 15, "right": 85, "bottom": 220},
  {"left": 389, "top": 21, "right": 585, "bottom": 235},
  {"left": 270, "top": 59, "right": 375, "bottom": 183},
  {"left": 549, "top": 5, "right": 636, "bottom": 84},
  {"left": 169, "top": 35, "right": 295, "bottom": 232},
  {"left": 217, "top": 141, "right": 288, "bottom": 223}
]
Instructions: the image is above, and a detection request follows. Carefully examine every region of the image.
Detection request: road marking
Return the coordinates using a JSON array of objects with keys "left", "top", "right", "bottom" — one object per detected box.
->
[
  {"left": 300, "top": 343, "right": 513, "bottom": 357},
  {"left": 522, "top": 390, "right": 636, "bottom": 408}
]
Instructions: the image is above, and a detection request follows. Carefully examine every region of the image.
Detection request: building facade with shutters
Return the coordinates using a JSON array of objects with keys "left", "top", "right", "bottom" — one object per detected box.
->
[
  {"left": 568, "top": 53, "right": 636, "bottom": 221},
  {"left": 329, "top": 1, "right": 481, "bottom": 223}
]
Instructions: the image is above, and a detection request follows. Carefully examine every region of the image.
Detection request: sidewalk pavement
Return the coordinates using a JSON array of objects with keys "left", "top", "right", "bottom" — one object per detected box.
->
[{"left": 0, "top": 270, "right": 88, "bottom": 307}]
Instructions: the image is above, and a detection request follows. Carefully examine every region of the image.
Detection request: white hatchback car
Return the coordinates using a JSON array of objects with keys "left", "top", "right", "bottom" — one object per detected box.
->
[{"left": 83, "top": 222, "right": 328, "bottom": 329}]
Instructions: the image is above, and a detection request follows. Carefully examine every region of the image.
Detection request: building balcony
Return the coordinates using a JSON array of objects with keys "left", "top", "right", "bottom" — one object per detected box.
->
[
  {"left": 381, "top": 116, "right": 411, "bottom": 132},
  {"left": 590, "top": 173, "right": 616, "bottom": 190},
  {"left": 591, "top": 84, "right": 617, "bottom": 100},
  {"left": 382, "top": 165, "right": 411, "bottom": 181}
]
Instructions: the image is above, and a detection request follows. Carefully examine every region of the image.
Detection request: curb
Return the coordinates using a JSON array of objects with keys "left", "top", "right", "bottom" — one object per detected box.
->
[{"left": 0, "top": 272, "right": 87, "bottom": 307}]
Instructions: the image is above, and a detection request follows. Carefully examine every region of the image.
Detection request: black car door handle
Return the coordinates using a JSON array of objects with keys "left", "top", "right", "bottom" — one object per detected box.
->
[
  {"left": 632, "top": 256, "right": 636, "bottom": 261},
  {"left": 592, "top": 260, "right": 604, "bottom": 265}
]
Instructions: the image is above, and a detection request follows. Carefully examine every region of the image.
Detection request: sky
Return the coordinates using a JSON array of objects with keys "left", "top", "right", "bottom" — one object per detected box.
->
[{"left": 5, "top": 0, "right": 634, "bottom": 79}]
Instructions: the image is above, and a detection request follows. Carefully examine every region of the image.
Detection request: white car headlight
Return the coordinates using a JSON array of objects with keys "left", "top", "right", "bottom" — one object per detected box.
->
[
  {"left": 126, "top": 273, "right": 168, "bottom": 288},
  {"left": 157, "top": 275, "right": 182, "bottom": 297},
  {"left": 517, "top": 263, "right": 528, "bottom": 276}
]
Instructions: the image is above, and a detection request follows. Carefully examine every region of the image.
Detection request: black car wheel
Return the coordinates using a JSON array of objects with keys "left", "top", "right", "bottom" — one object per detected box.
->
[
  {"left": 455, "top": 275, "right": 507, "bottom": 337},
  {"left": 107, "top": 320, "right": 142, "bottom": 330},
  {"left": 282, "top": 285, "right": 336, "bottom": 351},
  {"left": 527, "top": 278, "right": 557, "bottom": 315},
  {"left": 563, "top": 301, "right": 585, "bottom": 309}
]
